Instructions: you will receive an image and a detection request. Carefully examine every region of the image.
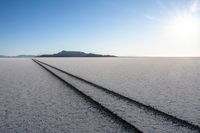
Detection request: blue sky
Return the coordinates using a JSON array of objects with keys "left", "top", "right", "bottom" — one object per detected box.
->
[{"left": 0, "top": 0, "right": 200, "bottom": 56}]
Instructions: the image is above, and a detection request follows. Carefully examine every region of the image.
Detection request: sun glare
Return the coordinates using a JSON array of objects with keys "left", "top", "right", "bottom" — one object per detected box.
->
[
  {"left": 166, "top": 0, "right": 200, "bottom": 41},
  {"left": 161, "top": 0, "right": 200, "bottom": 56},
  {"left": 168, "top": 14, "right": 199, "bottom": 40}
]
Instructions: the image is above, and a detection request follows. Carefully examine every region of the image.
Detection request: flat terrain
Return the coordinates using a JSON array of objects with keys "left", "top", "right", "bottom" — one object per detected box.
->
[
  {"left": 1, "top": 58, "right": 200, "bottom": 133},
  {"left": 38, "top": 57, "right": 200, "bottom": 127},
  {"left": 34, "top": 59, "right": 199, "bottom": 133},
  {"left": 0, "top": 59, "right": 135, "bottom": 133}
]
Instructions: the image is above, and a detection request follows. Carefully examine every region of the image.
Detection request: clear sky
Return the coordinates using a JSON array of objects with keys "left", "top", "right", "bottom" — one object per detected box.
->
[{"left": 0, "top": 0, "right": 200, "bottom": 56}]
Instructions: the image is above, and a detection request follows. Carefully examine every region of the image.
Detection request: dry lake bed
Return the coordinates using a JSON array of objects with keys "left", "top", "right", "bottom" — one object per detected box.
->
[{"left": 0, "top": 57, "right": 200, "bottom": 133}]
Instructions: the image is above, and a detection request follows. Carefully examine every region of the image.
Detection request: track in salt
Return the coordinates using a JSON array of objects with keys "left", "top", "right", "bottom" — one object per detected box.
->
[{"left": 33, "top": 59, "right": 200, "bottom": 133}]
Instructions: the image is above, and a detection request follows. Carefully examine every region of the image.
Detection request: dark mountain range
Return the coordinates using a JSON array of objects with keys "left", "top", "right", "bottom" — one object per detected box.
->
[
  {"left": 0, "top": 51, "right": 116, "bottom": 58},
  {"left": 39, "top": 51, "right": 116, "bottom": 57},
  {"left": 16, "top": 55, "right": 35, "bottom": 57},
  {"left": 0, "top": 55, "right": 35, "bottom": 58},
  {"left": 0, "top": 55, "right": 9, "bottom": 58}
]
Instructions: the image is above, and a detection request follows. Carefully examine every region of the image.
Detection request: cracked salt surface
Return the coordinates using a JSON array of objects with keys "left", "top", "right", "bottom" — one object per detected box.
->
[
  {"left": 36, "top": 59, "right": 199, "bottom": 133},
  {"left": 38, "top": 57, "right": 200, "bottom": 128},
  {"left": 0, "top": 58, "right": 135, "bottom": 133}
]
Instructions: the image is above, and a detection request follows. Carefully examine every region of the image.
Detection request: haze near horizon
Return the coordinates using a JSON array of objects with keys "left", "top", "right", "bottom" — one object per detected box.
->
[{"left": 0, "top": 0, "right": 200, "bottom": 56}]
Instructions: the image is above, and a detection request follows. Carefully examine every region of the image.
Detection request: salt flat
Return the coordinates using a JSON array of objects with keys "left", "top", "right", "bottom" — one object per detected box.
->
[
  {"left": 34, "top": 59, "right": 199, "bottom": 133},
  {"left": 38, "top": 57, "right": 200, "bottom": 127},
  {"left": 0, "top": 58, "right": 135, "bottom": 133}
]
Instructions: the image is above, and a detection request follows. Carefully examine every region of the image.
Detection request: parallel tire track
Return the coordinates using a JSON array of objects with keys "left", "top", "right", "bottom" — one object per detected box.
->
[
  {"left": 33, "top": 59, "right": 142, "bottom": 133},
  {"left": 33, "top": 59, "right": 200, "bottom": 132}
]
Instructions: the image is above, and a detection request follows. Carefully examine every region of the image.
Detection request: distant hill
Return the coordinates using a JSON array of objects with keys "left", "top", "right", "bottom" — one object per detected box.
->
[
  {"left": 0, "top": 55, "right": 35, "bottom": 58},
  {"left": 16, "top": 55, "right": 35, "bottom": 58},
  {"left": 39, "top": 51, "right": 116, "bottom": 57},
  {"left": 0, "top": 51, "right": 116, "bottom": 58},
  {"left": 0, "top": 55, "right": 9, "bottom": 58}
]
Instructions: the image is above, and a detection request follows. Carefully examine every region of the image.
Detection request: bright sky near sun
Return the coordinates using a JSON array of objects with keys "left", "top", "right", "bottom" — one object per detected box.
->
[{"left": 0, "top": 0, "right": 200, "bottom": 56}]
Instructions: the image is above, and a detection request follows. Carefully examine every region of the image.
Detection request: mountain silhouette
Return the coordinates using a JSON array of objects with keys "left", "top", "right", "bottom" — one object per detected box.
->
[{"left": 39, "top": 51, "right": 116, "bottom": 57}]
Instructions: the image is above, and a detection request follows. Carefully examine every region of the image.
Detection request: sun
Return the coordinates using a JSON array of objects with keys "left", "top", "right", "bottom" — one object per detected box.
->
[
  {"left": 168, "top": 14, "right": 199, "bottom": 40},
  {"left": 166, "top": 0, "right": 200, "bottom": 41}
]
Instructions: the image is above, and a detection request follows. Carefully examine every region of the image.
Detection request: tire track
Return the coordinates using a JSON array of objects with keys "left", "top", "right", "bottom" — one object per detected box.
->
[
  {"left": 32, "top": 59, "right": 142, "bottom": 133},
  {"left": 33, "top": 59, "right": 200, "bottom": 133}
]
